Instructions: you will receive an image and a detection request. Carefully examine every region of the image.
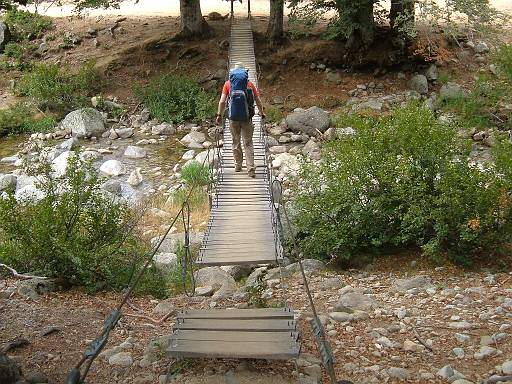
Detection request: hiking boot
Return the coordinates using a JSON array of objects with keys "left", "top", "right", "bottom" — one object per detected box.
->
[
  {"left": 248, "top": 169, "right": 256, "bottom": 178},
  {"left": 235, "top": 165, "right": 242, "bottom": 172}
]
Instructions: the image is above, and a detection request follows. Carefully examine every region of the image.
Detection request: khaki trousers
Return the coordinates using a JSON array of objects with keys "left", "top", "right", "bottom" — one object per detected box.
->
[{"left": 229, "top": 119, "right": 254, "bottom": 172}]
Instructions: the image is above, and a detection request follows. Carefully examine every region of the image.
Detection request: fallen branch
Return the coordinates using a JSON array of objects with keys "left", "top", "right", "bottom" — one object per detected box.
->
[
  {"left": 482, "top": 375, "right": 512, "bottom": 384},
  {"left": 1, "top": 337, "right": 30, "bottom": 353},
  {"left": 0, "top": 264, "right": 47, "bottom": 280},
  {"left": 123, "top": 309, "right": 175, "bottom": 325},
  {"left": 412, "top": 326, "right": 434, "bottom": 352}
]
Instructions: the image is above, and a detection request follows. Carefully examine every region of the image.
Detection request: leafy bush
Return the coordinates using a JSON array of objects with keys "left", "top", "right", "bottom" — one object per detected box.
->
[
  {"left": 0, "top": 152, "right": 164, "bottom": 294},
  {"left": 180, "top": 161, "right": 209, "bottom": 187},
  {"left": 3, "top": 42, "right": 24, "bottom": 59},
  {"left": 293, "top": 103, "right": 512, "bottom": 266},
  {"left": 135, "top": 74, "right": 216, "bottom": 124},
  {"left": 18, "top": 62, "right": 101, "bottom": 113},
  {"left": 5, "top": 8, "right": 52, "bottom": 41},
  {"left": 0, "top": 103, "right": 56, "bottom": 136}
]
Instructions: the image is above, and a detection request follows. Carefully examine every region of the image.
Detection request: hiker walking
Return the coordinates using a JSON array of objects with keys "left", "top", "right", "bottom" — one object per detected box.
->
[{"left": 216, "top": 62, "right": 265, "bottom": 178}]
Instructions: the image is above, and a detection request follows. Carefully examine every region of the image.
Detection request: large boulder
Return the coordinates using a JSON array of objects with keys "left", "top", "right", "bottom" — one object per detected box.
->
[
  {"left": 62, "top": 108, "right": 105, "bottom": 137},
  {"left": 153, "top": 252, "right": 178, "bottom": 273},
  {"left": 194, "top": 267, "right": 237, "bottom": 299},
  {"left": 409, "top": 74, "right": 428, "bottom": 95},
  {"left": 180, "top": 131, "right": 206, "bottom": 149},
  {"left": 285, "top": 107, "right": 330, "bottom": 136},
  {"left": 51, "top": 150, "right": 72, "bottom": 177},
  {"left": 0, "top": 19, "right": 11, "bottom": 53}
]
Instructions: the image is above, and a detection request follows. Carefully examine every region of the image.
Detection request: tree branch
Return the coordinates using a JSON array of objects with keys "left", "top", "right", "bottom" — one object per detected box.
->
[{"left": 0, "top": 264, "right": 47, "bottom": 280}]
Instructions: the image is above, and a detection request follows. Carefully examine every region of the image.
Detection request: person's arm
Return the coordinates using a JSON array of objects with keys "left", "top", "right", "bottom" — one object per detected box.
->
[
  {"left": 251, "top": 83, "right": 265, "bottom": 118},
  {"left": 216, "top": 93, "right": 227, "bottom": 125}
]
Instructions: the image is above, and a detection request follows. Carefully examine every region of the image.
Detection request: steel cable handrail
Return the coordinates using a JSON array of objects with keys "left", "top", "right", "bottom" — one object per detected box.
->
[{"left": 65, "top": 126, "right": 221, "bottom": 384}]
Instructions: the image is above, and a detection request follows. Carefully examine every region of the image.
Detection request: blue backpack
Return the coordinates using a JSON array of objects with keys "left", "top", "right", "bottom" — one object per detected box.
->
[{"left": 228, "top": 68, "right": 255, "bottom": 121}]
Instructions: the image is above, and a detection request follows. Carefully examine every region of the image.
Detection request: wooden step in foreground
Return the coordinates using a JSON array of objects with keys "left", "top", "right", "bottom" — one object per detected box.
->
[{"left": 167, "top": 308, "right": 300, "bottom": 360}]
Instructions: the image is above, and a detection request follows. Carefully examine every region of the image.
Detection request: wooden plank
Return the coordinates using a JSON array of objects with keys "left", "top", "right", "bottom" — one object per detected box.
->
[
  {"left": 170, "top": 330, "right": 298, "bottom": 342},
  {"left": 174, "top": 319, "right": 295, "bottom": 332},
  {"left": 177, "top": 308, "right": 293, "bottom": 319},
  {"left": 168, "top": 339, "right": 300, "bottom": 360}
]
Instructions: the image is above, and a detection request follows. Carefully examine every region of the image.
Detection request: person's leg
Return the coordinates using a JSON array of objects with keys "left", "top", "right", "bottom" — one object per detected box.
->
[
  {"left": 229, "top": 120, "right": 243, "bottom": 171},
  {"left": 240, "top": 119, "right": 255, "bottom": 177}
]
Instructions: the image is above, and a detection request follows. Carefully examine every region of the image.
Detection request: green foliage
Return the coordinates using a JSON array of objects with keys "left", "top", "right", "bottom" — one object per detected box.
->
[
  {"left": 135, "top": 74, "right": 216, "bottom": 124},
  {"left": 3, "top": 42, "right": 24, "bottom": 59},
  {"left": 494, "top": 44, "right": 512, "bottom": 81},
  {"left": 18, "top": 62, "right": 101, "bottom": 113},
  {"left": 293, "top": 103, "right": 512, "bottom": 266},
  {"left": 440, "top": 46, "right": 512, "bottom": 131},
  {"left": 0, "top": 152, "right": 164, "bottom": 295},
  {"left": 171, "top": 187, "right": 207, "bottom": 209},
  {"left": 265, "top": 105, "right": 283, "bottom": 123},
  {"left": 0, "top": 103, "right": 55, "bottom": 136},
  {"left": 5, "top": 8, "right": 52, "bottom": 41},
  {"left": 246, "top": 275, "right": 268, "bottom": 308},
  {"left": 180, "top": 161, "right": 209, "bottom": 187}
]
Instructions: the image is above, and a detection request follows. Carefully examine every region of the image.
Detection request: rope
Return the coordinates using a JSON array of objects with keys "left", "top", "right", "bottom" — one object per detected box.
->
[{"left": 65, "top": 124, "right": 221, "bottom": 384}]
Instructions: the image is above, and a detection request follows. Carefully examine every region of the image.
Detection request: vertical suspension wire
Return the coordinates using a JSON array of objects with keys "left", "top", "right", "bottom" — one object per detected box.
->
[{"left": 181, "top": 201, "right": 195, "bottom": 297}]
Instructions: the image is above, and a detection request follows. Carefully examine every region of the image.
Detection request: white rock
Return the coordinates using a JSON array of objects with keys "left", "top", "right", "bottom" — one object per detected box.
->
[
  {"left": 453, "top": 347, "right": 465, "bottom": 358},
  {"left": 15, "top": 184, "right": 45, "bottom": 202},
  {"left": 124, "top": 145, "right": 147, "bottom": 159},
  {"left": 182, "top": 150, "right": 196, "bottom": 161},
  {"left": 403, "top": 339, "right": 423, "bottom": 352},
  {"left": 127, "top": 168, "right": 143, "bottom": 186},
  {"left": 454, "top": 333, "right": 471, "bottom": 343},
  {"left": 502, "top": 360, "right": 512, "bottom": 375},
  {"left": 195, "top": 286, "right": 214, "bottom": 296},
  {"left": 153, "top": 253, "right": 178, "bottom": 273},
  {"left": 474, "top": 346, "right": 497, "bottom": 359},
  {"left": 100, "top": 160, "right": 126, "bottom": 176},
  {"left": 51, "top": 151, "right": 72, "bottom": 177}
]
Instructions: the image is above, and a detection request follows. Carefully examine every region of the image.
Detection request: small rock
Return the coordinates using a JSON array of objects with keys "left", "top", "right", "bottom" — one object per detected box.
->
[
  {"left": 453, "top": 347, "right": 465, "bottom": 358},
  {"left": 474, "top": 346, "right": 497, "bottom": 359},
  {"left": 195, "top": 286, "right": 214, "bottom": 296},
  {"left": 127, "top": 168, "right": 143, "bottom": 186},
  {"left": 475, "top": 41, "right": 489, "bottom": 53},
  {"left": 502, "top": 360, "right": 512, "bottom": 375},
  {"left": 388, "top": 367, "right": 411, "bottom": 380},
  {"left": 425, "top": 64, "right": 438, "bottom": 81},
  {"left": 440, "top": 82, "right": 464, "bottom": 100},
  {"left": 437, "top": 365, "right": 454, "bottom": 379},
  {"left": 108, "top": 352, "right": 133, "bottom": 366},
  {"left": 152, "top": 300, "right": 174, "bottom": 316}
]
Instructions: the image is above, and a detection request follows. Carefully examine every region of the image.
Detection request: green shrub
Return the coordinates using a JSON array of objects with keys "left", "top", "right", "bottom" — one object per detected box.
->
[
  {"left": 3, "top": 42, "right": 24, "bottom": 59},
  {"left": 265, "top": 105, "right": 283, "bottom": 123},
  {"left": 135, "top": 74, "right": 216, "bottom": 124},
  {"left": 0, "top": 152, "right": 164, "bottom": 294},
  {"left": 180, "top": 161, "right": 209, "bottom": 187},
  {"left": 494, "top": 44, "right": 512, "bottom": 81},
  {"left": 0, "top": 103, "right": 56, "bottom": 136},
  {"left": 171, "top": 187, "right": 208, "bottom": 209},
  {"left": 5, "top": 8, "right": 52, "bottom": 41},
  {"left": 18, "top": 62, "right": 101, "bottom": 113},
  {"left": 292, "top": 103, "right": 512, "bottom": 266}
]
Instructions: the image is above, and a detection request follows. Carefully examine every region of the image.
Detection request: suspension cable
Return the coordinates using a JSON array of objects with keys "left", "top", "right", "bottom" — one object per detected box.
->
[
  {"left": 65, "top": 125, "right": 220, "bottom": 384},
  {"left": 274, "top": 180, "right": 338, "bottom": 384}
]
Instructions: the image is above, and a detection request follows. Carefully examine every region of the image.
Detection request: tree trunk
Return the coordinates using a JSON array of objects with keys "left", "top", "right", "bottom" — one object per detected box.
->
[
  {"left": 179, "top": 0, "right": 210, "bottom": 39},
  {"left": 335, "top": 0, "right": 375, "bottom": 51},
  {"left": 266, "top": 0, "right": 284, "bottom": 44}
]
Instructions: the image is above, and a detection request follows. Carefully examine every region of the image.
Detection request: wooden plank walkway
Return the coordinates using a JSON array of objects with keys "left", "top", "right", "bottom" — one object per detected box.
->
[
  {"left": 168, "top": 308, "right": 300, "bottom": 360},
  {"left": 167, "top": 19, "right": 300, "bottom": 362},
  {"left": 196, "top": 18, "right": 283, "bottom": 266}
]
